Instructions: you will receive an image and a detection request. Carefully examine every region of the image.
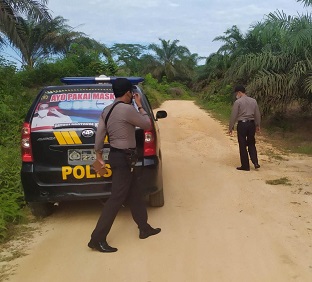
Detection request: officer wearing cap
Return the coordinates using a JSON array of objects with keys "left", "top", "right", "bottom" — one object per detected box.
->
[
  {"left": 88, "top": 78, "right": 161, "bottom": 253},
  {"left": 229, "top": 85, "right": 261, "bottom": 171}
]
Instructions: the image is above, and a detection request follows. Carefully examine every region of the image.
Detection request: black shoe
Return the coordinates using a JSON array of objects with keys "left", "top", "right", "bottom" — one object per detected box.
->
[
  {"left": 139, "top": 225, "right": 161, "bottom": 239},
  {"left": 236, "top": 166, "right": 250, "bottom": 171},
  {"left": 88, "top": 240, "right": 118, "bottom": 253},
  {"left": 254, "top": 163, "right": 260, "bottom": 169}
]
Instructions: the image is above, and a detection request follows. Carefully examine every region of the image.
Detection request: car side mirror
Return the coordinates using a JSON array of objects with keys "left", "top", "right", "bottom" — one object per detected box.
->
[{"left": 156, "top": 110, "right": 167, "bottom": 120}]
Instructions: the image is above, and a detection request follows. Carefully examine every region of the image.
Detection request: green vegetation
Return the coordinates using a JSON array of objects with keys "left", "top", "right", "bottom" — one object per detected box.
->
[
  {"left": 197, "top": 1, "right": 312, "bottom": 120},
  {"left": 1, "top": 0, "right": 312, "bottom": 242},
  {"left": 266, "top": 177, "right": 292, "bottom": 186},
  {"left": 195, "top": 83, "right": 233, "bottom": 122},
  {"left": 262, "top": 149, "right": 288, "bottom": 161},
  {"left": 143, "top": 74, "right": 192, "bottom": 108}
]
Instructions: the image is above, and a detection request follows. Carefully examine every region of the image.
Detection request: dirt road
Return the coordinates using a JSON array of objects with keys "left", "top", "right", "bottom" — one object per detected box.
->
[{"left": 2, "top": 100, "right": 312, "bottom": 282}]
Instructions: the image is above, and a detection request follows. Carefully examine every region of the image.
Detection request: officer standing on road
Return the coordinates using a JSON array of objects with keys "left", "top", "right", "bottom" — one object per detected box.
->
[
  {"left": 229, "top": 85, "right": 261, "bottom": 171},
  {"left": 88, "top": 78, "right": 161, "bottom": 253}
]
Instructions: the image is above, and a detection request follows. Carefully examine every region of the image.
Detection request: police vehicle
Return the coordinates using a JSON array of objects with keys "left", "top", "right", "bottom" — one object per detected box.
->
[{"left": 21, "top": 75, "right": 167, "bottom": 217}]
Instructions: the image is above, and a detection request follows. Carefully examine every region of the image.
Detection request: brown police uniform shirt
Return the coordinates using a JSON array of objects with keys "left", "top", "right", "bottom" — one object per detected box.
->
[
  {"left": 229, "top": 95, "right": 261, "bottom": 131},
  {"left": 94, "top": 101, "right": 151, "bottom": 152}
]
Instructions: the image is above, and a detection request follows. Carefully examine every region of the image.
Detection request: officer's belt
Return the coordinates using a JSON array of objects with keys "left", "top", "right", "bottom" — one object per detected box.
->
[{"left": 238, "top": 119, "right": 254, "bottom": 123}]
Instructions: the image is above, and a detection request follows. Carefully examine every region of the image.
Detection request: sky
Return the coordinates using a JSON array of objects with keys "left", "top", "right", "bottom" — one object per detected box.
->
[
  {"left": 2, "top": 0, "right": 310, "bottom": 66},
  {"left": 46, "top": 0, "right": 310, "bottom": 61}
]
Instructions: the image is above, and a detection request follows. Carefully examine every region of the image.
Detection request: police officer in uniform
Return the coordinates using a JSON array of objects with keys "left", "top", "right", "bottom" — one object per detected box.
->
[
  {"left": 229, "top": 85, "right": 261, "bottom": 171},
  {"left": 88, "top": 78, "right": 161, "bottom": 253}
]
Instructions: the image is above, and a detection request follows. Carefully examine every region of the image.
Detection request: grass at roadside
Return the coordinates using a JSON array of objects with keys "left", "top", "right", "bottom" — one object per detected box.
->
[
  {"left": 142, "top": 74, "right": 193, "bottom": 108},
  {"left": 0, "top": 211, "right": 39, "bottom": 281},
  {"left": 263, "top": 115, "right": 312, "bottom": 155},
  {"left": 195, "top": 86, "right": 233, "bottom": 124},
  {"left": 261, "top": 148, "right": 289, "bottom": 161},
  {"left": 265, "top": 177, "right": 291, "bottom": 186}
]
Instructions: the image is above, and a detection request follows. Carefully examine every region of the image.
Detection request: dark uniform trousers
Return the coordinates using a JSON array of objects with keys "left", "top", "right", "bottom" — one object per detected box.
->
[
  {"left": 91, "top": 150, "right": 148, "bottom": 242},
  {"left": 237, "top": 120, "right": 259, "bottom": 169}
]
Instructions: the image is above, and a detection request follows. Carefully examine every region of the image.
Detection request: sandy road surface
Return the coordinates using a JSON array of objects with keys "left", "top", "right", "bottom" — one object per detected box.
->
[{"left": 2, "top": 100, "right": 312, "bottom": 282}]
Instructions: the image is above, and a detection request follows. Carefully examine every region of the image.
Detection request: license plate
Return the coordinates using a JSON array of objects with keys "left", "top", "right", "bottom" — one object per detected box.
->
[{"left": 68, "top": 148, "right": 110, "bottom": 165}]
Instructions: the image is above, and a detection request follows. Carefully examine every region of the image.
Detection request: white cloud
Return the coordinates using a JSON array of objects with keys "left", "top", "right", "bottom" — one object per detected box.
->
[
  {"left": 168, "top": 2, "right": 180, "bottom": 7},
  {"left": 48, "top": 0, "right": 309, "bottom": 58}
]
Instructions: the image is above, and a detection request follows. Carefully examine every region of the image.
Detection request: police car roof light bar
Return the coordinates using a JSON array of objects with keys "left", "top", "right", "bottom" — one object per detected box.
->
[{"left": 61, "top": 76, "right": 144, "bottom": 85}]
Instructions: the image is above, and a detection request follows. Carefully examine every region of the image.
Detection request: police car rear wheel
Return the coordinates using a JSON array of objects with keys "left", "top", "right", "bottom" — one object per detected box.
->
[
  {"left": 149, "top": 188, "right": 164, "bottom": 207},
  {"left": 28, "top": 202, "right": 54, "bottom": 218}
]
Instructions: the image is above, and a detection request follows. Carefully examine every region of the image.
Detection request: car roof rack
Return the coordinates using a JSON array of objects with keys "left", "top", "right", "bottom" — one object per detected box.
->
[{"left": 61, "top": 75, "right": 144, "bottom": 85}]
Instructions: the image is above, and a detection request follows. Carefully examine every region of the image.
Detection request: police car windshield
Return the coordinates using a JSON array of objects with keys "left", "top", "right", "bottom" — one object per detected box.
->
[{"left": 31, "top": 88, "right": 115, "bottom": 132}]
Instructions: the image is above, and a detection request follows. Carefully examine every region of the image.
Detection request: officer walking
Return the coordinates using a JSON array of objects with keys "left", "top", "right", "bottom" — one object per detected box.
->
[
  {"left": 229, "top": 85, "right": 261, "bottom": 171},
  {"left": 88, "top": 78, "right": 161, "bottom": 253}
]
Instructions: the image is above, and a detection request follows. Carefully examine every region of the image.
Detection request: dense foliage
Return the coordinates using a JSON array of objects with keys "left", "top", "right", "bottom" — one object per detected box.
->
[
  {"left": 201, "top": 8, "right": 312, "bottom": 117},
  {"left": 0, "top": 0, "right": 311, "bottom": 241},
  {"left": 0, "top": 57, "right": 31, "bottom": 240}
]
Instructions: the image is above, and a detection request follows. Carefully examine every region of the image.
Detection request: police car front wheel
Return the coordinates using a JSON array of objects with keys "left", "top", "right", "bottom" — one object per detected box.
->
[{"left": 28, "top": 202, "right": 54, "bottom": 218}]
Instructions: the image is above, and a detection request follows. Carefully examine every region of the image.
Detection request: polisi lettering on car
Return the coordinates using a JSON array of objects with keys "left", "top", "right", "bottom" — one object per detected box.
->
[{"left": 62, "top": 164, "right": 112, "bottom": 180}]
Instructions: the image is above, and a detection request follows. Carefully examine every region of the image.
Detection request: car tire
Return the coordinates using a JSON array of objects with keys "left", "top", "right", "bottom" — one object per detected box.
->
[
  {"left": 28, "top": 202, "right": 54, "bottom": 218},
  {"left": 149, "top": 188, "right": 164, "bottom": 207}
]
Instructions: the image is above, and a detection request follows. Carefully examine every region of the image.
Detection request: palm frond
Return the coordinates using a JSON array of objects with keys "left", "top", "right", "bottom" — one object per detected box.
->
[{"left": 297, "top": 0, "right": 312, "bottom": 7}]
